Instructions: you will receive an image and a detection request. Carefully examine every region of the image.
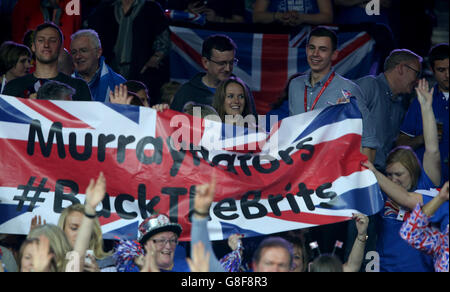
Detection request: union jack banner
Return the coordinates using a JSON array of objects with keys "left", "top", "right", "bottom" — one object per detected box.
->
[
  {"left": 0, "top": 94, "right": 383, "bottom": 241},
  {"left": 170, "top": 25, "right": 377, "bottom": 114}
]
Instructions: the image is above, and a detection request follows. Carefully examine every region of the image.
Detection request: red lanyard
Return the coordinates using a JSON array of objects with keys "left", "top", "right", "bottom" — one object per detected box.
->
[{"left": 304, "top": 72, "right": 335, "bottom": 112}]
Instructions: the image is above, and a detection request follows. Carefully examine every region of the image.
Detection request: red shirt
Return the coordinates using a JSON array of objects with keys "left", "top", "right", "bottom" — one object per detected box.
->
[{"left": 12, "top": 0, "right": 81, "bottom": 50}]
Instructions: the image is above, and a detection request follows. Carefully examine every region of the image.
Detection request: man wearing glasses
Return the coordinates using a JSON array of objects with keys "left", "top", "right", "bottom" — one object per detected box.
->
[
  {"left": 356, "top": 49, "right": 423, "bottom": 172},
  {"left": 397, "top": 43, "right": 449, "bottom": 184},
  {"left": 171, "top": 34, "right": 257, "bottom": 115}
]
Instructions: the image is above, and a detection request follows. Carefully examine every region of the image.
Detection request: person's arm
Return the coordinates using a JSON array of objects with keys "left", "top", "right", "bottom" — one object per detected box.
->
[
  {"left": 219, "top": 234, "right": 244, "bottom": 272},
  {"left": 361, "top": 147, "right": 376, "bottom": 163},
  {"left": 252, "top": 0, "right": 287, "bottom": 24},
  {"left": 187, "top": 242, "right": 210, "bottom": 272},
  {"left": 292, "top": 0, "right": 333, "bottom": 25},
  {"left": 203, "top": 9, "right": 244, "bottom": 23},
  {"left": 396, "top": 132, "right": 425, "bottom": 150},
  {"left": 399, "top": 183, "right": 448, "bottom": 256},
  {"left": 191, "top": 174, "right": 225, "bottom": 272},
  {"left": 416, "top": 79, "right": 441, "bottom": 186},
  {"left": 141, "top": 29, "right": 171, "bottom": 73},
  {"left": 73, "top": 172, "right": 106, "bottom": 271},
  {"left": 140, "top": 240, "right": 160, "bottom": 272},
  {"left": 334, "top": 0, "right": 368, "bottom": 6},
  {"left": 109, "top": 84, "right": 133, "bottom": 105},
  {"left": 422, "top": 181, "right": 449, "bottom": 217},
  {"left": 362, "top": 160, "right": 423, "bottom": 210},
  {"left": 343, "top": 214, "right": 368, "bottom": 272},
  {"left": 30, "top": 236, "right": 54, "bottom": 272}
]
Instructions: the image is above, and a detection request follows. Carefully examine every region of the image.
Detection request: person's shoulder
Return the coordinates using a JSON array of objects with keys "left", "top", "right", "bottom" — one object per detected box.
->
[
  {"left": 56, "top": 73, "right": 87, "bottom": 88},
  {"left": 291, "top": 73, "right": 308, "bottom": 84},
  {"left": 355, "top": 74, "right": 377, "bottom": 85},
  {"left": 7, "top": 74, "right": 35, "bottom": 86},
  {"left": 3, "top": 74, "right": 35, "bottom": 96},
  {"left": 334, "top": 73, "right": 363, "bottom": 91},
  {"left": 144, "top": 0, "right": 164, "bottom": 10}
]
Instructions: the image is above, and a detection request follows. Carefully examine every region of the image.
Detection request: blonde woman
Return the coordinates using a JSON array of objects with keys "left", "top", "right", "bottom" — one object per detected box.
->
[
  {"left": 24, "top": 224, "right": 72, "bottom": 272},
  {"left": 58, "top": 204, "right": 114, "bottom": 272}
]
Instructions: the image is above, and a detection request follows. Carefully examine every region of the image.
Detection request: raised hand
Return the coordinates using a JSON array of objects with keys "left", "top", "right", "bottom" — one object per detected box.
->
[
  {"left": 30, "top": 235, "right": 54, "bottom": 272},
  {"left": 85, "top": 172, "right": 106, "bottom": 212},
  {"left": 30, "top": 215, "right": 46, "bottom": 233},
  {"left": 152, "top": 103, "right": 170, "bottom": 112},
  {"left": 227, "top": 233, "right": 244, "bottom": 251},
  {"left": 415, "top": 78, "right": 434, "bottom": 108},
  {"left": 109, "top": 84, "right": 132, "bottom": 105},
  {"left": 352, "top": 213, "right": 369, "bottom": 237},
  {"left": 187, "top": 241, "right": 210, "bottom": 272},
  {"left": 194, "top": 173, "right": 216, "bottom": 216},
  {"left": 141, "top": 240, "right": 159, "bottom": 272}
]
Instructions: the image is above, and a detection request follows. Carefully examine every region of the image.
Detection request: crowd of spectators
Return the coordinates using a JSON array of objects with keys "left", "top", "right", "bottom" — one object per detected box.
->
[{"left": 0, "top": 0, "right": 448, "bottom": 273}]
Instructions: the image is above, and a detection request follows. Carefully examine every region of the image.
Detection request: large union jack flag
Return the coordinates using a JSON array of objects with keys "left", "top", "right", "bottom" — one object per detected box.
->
[{"left": 0, "top": 94, "right": 383, "bottom": 241}]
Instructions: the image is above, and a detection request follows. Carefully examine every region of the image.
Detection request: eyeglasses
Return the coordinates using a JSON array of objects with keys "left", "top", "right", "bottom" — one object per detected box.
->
[
  {"left": 402, "top": 63, "right": 421, "bottom": 78},
  {"left": 152, "top": 238, "right": 178, "bottom": 247},
  {"left": 208, "top": 58, "right": 238, "bottom": 67}
]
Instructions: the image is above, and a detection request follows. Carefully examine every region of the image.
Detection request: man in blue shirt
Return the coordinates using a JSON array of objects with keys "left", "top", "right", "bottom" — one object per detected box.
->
[
  {"left": 356, "top": 49, "right": 423, "bottom": 172},
  {"left": 70, "top": 29, "right": 126, "bottom": 102},
  {"left": 289, "top": 26, "right": 378, "bottom": 162},
  {"left": 397, "top": 43, "right": 449, "bottom": 184}
]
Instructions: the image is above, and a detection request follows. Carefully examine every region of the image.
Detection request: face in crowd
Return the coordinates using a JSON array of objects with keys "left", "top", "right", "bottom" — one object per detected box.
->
[
  {"left": 204, "top": 48, "right": 235, "bottom": 84},
  {"left": 145, "top": 231, "right": 179, "bottom": 270},
  {"left": 223, "top": 81, "right": 246, "bottom": 116},
  {"left": 433, "top": 58, "right": 449, "bottom": 92},
  {"left": 253, "top": 246, "right": 292, "bottom": 272},
  {"left": 63, "top": 210, "right": 84, "bottom": 248},
  {"left": 8, "top": 54, "right": 32, "bottom": 79},
  {"left": 397, "top": 59, "right": 422, "bottom": 95},
  {"left": 32, "top": 27, "right": 61, "bottom": 65},
  {"left": 70, "top": 35, "right": 102, "bottom": 78},
  {"left": 306, "top": 36, "right": 338, "bottom": 76},
  {"left": 385, "top": 161, "right": 413, "bottom": 191}
]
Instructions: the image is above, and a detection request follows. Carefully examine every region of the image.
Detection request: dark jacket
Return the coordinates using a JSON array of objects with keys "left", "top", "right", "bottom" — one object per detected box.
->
[
  {"left": 171, "top": 72, "right": 258, "bottom": 116},
  {"left": 170, "top": 73, "right": 214, "bottom": 112},
  {"left": 87, "top": 1, "right": 169, "bottom": 99}
]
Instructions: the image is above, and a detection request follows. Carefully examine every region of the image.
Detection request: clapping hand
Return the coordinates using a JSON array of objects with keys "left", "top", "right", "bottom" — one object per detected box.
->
[{"left": 141, "top": 240, "right": 159, "bottom": 272}]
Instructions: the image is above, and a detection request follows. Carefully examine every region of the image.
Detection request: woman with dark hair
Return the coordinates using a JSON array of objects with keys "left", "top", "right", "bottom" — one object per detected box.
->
[
  {"left": 363, "top": 79, "right": 447, "bottom": 272},
  {"left": 0, "top": 41, "right": 32, "bottom": 93},
  {"left": 212, "top": 76, "right": 254, "bottom": 126}
]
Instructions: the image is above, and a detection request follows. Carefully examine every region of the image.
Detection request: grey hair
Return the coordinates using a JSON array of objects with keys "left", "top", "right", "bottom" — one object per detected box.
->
[
  {"left": 71, "top": 29, "right": 102, "bottom": 49},
  {"left": 37, "top": 81, "right": 75, "bottom": 100},
  {"left": 384, "top": 49, "right": 423, "bottom": 72}
]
